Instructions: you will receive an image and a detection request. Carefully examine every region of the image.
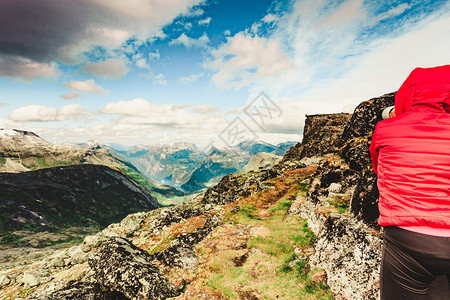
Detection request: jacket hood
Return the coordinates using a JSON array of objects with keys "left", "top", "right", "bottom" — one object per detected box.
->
[{"left": 395, "top": 65, "right": 450, "bottom": 115}]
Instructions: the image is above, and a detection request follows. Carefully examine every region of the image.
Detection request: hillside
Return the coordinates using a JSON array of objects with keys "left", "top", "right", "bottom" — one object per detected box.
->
[
  {"left": 0, "top": 129, "right": 182, "bottom": 201},
  {"left": 0, "top": 165, "right": 160, "bottom": 248},
  {"left": 0, "top": 93, "right": 394, "bottom": 299}
]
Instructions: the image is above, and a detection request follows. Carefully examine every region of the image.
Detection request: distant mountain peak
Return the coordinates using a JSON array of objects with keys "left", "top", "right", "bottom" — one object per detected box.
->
[
  {"left": 0, "top": 128, "right": 41, "bottom": 138},
  {"left": 0, "top": 129, "right": 19, "bottom": 136}
]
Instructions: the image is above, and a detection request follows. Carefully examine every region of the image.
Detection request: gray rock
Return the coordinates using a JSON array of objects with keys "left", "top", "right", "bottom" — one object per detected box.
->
[
  {"left": 21, "top": 272, "right": 40, "bottom": 287},
  {"left": 151, "top": 213, "right": 223, "bottom": 269},
  {"left": 69, "top": 251, "right": 88, "bottom": 266},
  {"left": 48, "top": 257, "right": 66, "bottom": 268},
  {"left": 89, "top": 237, "right": 180, "bottom": 300},
  {"left": 310, "top": 214, "right": 382, "bottom": 300},
  {"left": 0, "top": 274, "right": 11, "bottom": 288},
  {"left": 328, "top": 182, "right": 342, "bottom": 193},
  {"left": 39, "top": 282, "right": 127, "bottom": 300},
  {"left": 81, "top": 234, "right": 107, "bottom": 252}
]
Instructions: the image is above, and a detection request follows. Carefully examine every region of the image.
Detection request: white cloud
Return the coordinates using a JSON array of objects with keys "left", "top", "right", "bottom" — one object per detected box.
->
[
  {"left": 198, "top": 17, "right": 211, "bottom": 26},
  {"left": 169, "top": 32, "right": 210, "bottom": 48},
  {"left": 316, "top": 0, "right": 366, "bottom": 29},
  {"left": 60, "top": 92, "right": 81, "bottom": 100},
  {"left": 8, "top": 104, "right": 92, "bottom": 122},
  {"left": 65, "top": 79, "right": 109, "bottom": 95},
  {"left": 298, "top": 9, "right": 450, "bottom": 112},
  {"left": 224, "top": 30, "right": 231, "bottom": 36},
  {"left": 372, "top": 3, "right": 411, "bottom": 24},
  {"left": 154, "top": 74, "right": 168, "bottom": 85},
  {"left": 80, "top": 58, "right": 129, "bottom": 79},
  {"left": 149, "top": 51, "right": 161, "bottom": 60},
  {"left": 262, "top": 14, "right": 278, "bottom": 23},
  {"left": 9, "top": 105, "right": 58, "bottom": 122},
  {"left": 58, "top": 104, "right": 93, "bottom": 120},
  {"left": 135, "top": 58, "right": 149, "bottom": 69},
  {"left": 192, "top": 103, "right": 220, "bottom": 114},
  {"left": 0, "top": 0, "right": 205, "bottom": 80},
  {"left": 100, "top": 98, "right": 214, "bottom": 127},
  {"left": 0, "top": 56, "right": 57, "bottom": 81},
  {"left": 206, "top": 0, "right": 449, "bottom": 102},
  {"left": 209, "top": 33, "right": 295, "bottom": 89},
  {"left": 183, "top": 7, "right": 204, "bottom": 17},
  {"left": 179, "top": 73, "right": 204, "bottom": 84}
]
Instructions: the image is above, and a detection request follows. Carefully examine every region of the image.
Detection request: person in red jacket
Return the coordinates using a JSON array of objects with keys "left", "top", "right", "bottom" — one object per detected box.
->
[{"left": 370, "top": 65, "right": 450, "bottom": 299}]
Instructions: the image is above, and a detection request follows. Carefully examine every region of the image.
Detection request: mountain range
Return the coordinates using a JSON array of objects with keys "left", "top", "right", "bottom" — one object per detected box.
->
[
  {"left": 0, "top": 129, "right": 182, "bottom": 200},
  {"left": 105, "top": 140, "right": 296, "bottom": 192}
]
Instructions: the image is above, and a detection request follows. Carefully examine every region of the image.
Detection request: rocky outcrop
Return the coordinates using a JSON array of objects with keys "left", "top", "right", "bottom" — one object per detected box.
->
[
  {"left": 282, "top": 113, "right": 351, "bottom": 164},
  {"left": 285, "top": 93, "right": 396, "bottom": 299},
  {"left": 201, "top": 168, "right": 278, "bottom": 205},
  {"left": 149, "top": 213, "right": 223, "bottom": 269},
  {"left": 89, "top": 237, "right": 180, "bottom": 300},
  {"left": 310, "top": 215, "right": 382, "bottom": 300},
  {"left": 340, "top": 93, "right": 395, "bottom": 228}
]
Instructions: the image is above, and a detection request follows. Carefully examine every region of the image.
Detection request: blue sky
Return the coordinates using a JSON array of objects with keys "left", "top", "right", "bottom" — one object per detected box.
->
[{"left": 0, "top": 0, "right": 449, "bottom": 147}]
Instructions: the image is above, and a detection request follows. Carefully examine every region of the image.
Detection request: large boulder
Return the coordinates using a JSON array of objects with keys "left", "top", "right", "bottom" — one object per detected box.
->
[
  {"left": 88, "top": 237, "right": 180, "bottom": 300},
  {"left": 40, "top": 282, "right": 127, "bottom": 300},
  {"left": 310, "top": 214, "right": 382, "bottom": 300}
]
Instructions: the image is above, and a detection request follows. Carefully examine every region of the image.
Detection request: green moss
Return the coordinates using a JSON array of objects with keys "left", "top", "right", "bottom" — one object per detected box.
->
[
  {"left": 239, "top": 204, "right": 261, "bottom": 220},
  {"left": 327, "top": 197, "right": 350, "bottom": 214},
  {"left": 269, "top": 199, "right": 293, "bottom": 214}
]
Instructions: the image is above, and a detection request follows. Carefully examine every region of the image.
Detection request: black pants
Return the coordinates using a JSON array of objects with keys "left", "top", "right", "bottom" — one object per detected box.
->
[{"left": 381, "top": 226, "right": 450, "bottom": 299}]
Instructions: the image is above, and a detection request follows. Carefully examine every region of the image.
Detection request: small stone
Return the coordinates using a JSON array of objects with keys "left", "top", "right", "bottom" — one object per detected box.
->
[
  {"left": 81, "top": 234, "right": 106, "bottom": 252},
  {"left": 230, "top": 206, "right": 240, "bottom": 213},
  {"left": 48, "top": 257, "right": 66, "bottom": 268},
  {"left": 0, "top": 275, "right": 11, "bottom": 288},
  {"left": 70, "top": 251, "right": 88, "bottom": 265},
  {"left": 311, "top": 270, "right": 327, "bottom": 284},
  {"left": 21, "top": 272, "right": 40, "bottom": 287},
  {"left": 328, "top": 183, "right": 342, "bottom": 193}
]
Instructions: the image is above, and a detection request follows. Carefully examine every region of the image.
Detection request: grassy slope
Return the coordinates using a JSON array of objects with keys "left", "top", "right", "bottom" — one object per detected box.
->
[
  {"left": 196, "top": 169, "right": 333, "bottom": 299},
  {"left": 119, "top": 166, "right": 185, "bottom": 204},
  {"left": 134, "top": 167, "right": 334, "bottom": 299}
]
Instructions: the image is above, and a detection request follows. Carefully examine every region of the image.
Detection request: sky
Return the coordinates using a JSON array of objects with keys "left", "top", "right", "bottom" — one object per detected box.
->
[{"left": 0, "top": 0, "right": 449, "bottom": 148}]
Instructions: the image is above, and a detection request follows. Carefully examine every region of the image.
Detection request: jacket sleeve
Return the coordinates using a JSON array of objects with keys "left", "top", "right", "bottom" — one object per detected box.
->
[{"left": 369, "top": 127, "right": 379, "bottom": 175}]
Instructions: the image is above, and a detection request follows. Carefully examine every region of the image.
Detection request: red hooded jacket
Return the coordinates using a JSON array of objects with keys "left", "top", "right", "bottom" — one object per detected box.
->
[{"left": 370, "top": 65, "right": 450, "bottom": 228}]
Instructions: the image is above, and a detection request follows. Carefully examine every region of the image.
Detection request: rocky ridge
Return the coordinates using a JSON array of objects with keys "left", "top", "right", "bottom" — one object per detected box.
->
[
  {"left": 0, "top": 129, "right": 126, "bottom": 173},
  {"left": 0, "top": 93, "right": 394, "bottom": 299}
]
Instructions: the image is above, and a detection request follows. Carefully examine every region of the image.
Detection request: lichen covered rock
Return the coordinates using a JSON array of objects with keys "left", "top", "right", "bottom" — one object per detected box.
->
[
  {"left": 310, "top": 214, "right": 382, "bottom": 300},
  {"left": 40, "top": 282, "right": 127, "bottom": 300},
  {"left": 89, "top": 237, "right": 180, "bottom": 300}
]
